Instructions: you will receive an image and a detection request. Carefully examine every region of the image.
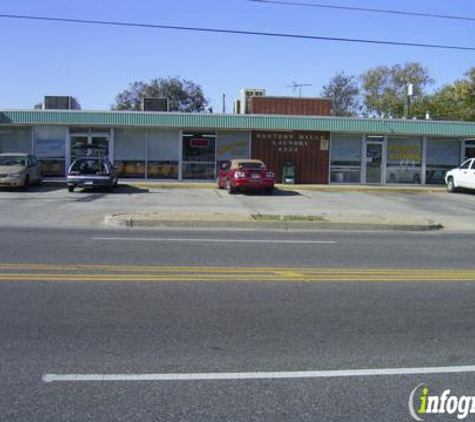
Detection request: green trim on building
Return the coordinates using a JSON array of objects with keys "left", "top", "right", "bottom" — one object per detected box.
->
[{"left": 1, "top": 110, "right": 475, "bottom": 137}]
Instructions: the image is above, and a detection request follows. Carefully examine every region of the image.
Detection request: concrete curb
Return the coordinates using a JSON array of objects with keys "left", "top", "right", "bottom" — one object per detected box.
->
[
  {"left": 104, "top": 214, "right": 444, "bottom": 232},
  {"left": 42, "top": 180, "right": 447, "bottom": 194}
]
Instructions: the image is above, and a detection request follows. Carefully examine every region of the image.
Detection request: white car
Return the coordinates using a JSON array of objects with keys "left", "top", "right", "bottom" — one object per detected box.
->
[{"left": 445, "top": 158, "right": 475, "bottom": 192}]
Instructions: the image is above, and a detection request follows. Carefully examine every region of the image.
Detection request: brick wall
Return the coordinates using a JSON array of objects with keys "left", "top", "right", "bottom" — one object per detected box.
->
[
  {"left": 249, "top": 96, "right": 332, "bottom": 116},
  {"left": 252, "top": 131, "right": 330, "bottom": 184}
]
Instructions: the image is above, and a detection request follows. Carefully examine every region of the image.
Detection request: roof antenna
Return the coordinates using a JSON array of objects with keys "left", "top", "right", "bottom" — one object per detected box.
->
[{"left": 286, "top": 81, "right": 313, "bottom": 97}]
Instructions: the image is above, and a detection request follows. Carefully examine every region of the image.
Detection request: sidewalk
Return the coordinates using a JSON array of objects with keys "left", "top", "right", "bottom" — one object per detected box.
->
[{"left": 101, "top": 183, "right": 452, "bottom": 231}]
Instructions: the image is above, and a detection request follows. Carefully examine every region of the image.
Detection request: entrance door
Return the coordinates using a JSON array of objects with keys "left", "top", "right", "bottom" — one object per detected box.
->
[
  {"left": 464, "top": 140, "right": 475, "bottom": 160},
  {"left": 365, "top": 142, "right": 383, "bottom": 183}
]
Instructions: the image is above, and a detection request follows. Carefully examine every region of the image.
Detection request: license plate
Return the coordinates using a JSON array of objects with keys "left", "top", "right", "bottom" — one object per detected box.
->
[
  {"left": 251, "top": 173, "right": 261, "bottom": 179},
  {"left": 84, "top": 181, "right": 94, "bottom": 185}
]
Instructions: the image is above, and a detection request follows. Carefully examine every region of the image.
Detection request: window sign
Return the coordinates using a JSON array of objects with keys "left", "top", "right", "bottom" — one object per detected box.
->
[
  {"left": 386, "top": 137, "right": 422, "bottom": 184},
  {"left": 217, "top": 132, "right": 250, "bottom": 161},
  {"left": 35, "top": 139, "right": 66, "bottom": 158},
  {"left": 190, "top": 138, "right": 210, "bottom": 148}
]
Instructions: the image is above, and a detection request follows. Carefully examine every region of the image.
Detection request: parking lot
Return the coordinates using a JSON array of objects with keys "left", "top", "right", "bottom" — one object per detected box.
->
[{"left": 0, "top": 182, "right": 475, "bottom": 231}]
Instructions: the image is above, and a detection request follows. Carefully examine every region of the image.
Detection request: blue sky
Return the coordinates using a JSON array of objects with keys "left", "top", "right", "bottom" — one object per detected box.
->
[{"left": 1, "top": 0, "right": 474, "bottom": 111}]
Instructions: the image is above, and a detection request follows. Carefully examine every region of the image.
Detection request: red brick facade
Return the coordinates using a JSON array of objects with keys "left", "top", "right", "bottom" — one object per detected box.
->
[
  {"left": 252, "top": 131, "right": 330, "bottom": 184},
  {"left": 249, "top": 96, "right": 331, "bottom": 116}
]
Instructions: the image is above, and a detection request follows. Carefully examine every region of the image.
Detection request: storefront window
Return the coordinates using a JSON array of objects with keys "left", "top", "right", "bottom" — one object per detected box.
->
[
  {"left": 330, "top": 135, "right": 362, "bottom": 183},
  {"left": 34, "top": 127, "right": 67, "bottom": 177},
  {"left": 386, "top": 137, "right": 422, "bottom": 184},
  {"left": 147, "top": 129, "right": 179, "bottom": 179},
  {"left": 114, "top": 129, "right": 146, "bottom": 178},
  {"left": 182, "top": 132, "right": 216, "bottom": 179},
  {"left": 426, "top": 138, "right": 460, "bottom": 184},
  {"left": 182, "top": 163, "right": 216, "bottom": 179},
  {"left": 0, "top": 127, "right": 32, "bottom": 154}
]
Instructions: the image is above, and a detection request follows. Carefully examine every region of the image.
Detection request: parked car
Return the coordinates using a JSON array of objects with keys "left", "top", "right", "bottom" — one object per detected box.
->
[
  {"left": 67, "top": 156, "right": 119, "bottom": 192},
  {"left": 218, "top": 159, "right": 275, "bottom": 194},
  {"left": 0, "top": 153, "right": 42, "bottom": 190},
  {"left": 445, "top": 158, "right": 475, "bottom": 192}
]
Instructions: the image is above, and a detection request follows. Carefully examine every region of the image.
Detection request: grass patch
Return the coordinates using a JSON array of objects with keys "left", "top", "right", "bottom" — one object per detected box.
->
[{"left": 251, "top": 214, "right": 326, "bottom": 222}]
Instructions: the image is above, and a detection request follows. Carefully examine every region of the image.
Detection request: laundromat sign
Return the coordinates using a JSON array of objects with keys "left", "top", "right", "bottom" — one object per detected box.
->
[{"left": 254, "top": 132, "right": 319, "bottom": 153}]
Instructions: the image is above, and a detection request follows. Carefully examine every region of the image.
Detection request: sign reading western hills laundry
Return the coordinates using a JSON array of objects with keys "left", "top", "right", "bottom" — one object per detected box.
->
[
  {"left": 255, "top": 132, "right": 318, "bottom": 153},
  {"left": 252, "top": 130, "right": 330, "bottom": 184}
]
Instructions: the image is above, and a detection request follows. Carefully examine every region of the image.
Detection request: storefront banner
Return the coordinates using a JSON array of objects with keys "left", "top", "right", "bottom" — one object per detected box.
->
[
  {"left": 387, "top": 138, "right": 422, "bottom": 164},
  {"left": 217, "top": 132, "right": 249, "bottom": 160}
]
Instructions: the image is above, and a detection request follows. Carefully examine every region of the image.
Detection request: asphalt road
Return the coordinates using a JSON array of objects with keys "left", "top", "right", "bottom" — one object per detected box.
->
[{"left": 2, "top": 227, "right": 475, "bottom": 421}]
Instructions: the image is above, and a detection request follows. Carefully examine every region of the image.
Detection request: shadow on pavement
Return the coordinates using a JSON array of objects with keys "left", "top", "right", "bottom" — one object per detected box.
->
[
  {"left": 71, "top": 185, "right": 150, "bottom": 195},
  {"left": 239, "top": 188, "right": 302, "bottom": 197}
]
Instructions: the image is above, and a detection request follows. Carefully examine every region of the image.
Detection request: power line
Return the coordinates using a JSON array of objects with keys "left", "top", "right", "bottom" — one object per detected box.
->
[
  {"left": 0, "top": 13, "right": 475, "bottom": 51},
  {"left": 248, "top": 0, "right": 475, "bottom": 22}
]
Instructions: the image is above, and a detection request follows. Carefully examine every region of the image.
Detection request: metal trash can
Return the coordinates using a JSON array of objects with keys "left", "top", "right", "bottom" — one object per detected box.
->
[{"left": 282, "top": 162, "right": 295, "bottom": 184}]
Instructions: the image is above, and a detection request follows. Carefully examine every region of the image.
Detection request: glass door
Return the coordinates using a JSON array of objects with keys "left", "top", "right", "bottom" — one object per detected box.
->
[
  {"left": 70, "top": 134, "right": 109, "bottom": 162},
  {"left": 70, "top": 136, "right": 89, "bottom": 162},
  {"left": 365, "top": 142, "right": 383, "bottom": 183},
  {"left": 182, "top": 132, "right": 216, "bottom": 179},
  {"left": 464, "top": 140, "right": 475, "bottom": 160},
  {"left": 91, "top": 136, "right": 109, "bottom": 157}
]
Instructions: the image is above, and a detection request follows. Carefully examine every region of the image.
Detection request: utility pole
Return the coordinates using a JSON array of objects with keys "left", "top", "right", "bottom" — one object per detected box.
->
[
  {"left": 406, "top": 83, "right": 414, "bottom": 118},
  {"left": 222, "top": 94, "right": 226, "bottom": 114}
]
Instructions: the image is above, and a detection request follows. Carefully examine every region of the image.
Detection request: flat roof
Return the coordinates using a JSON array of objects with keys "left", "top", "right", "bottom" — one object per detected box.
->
[{"left": 1, "top": 109, "right": 475, "bottom": 137}]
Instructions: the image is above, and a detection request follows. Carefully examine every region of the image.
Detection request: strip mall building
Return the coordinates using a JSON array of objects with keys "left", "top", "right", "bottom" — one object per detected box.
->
[{"left": 1, "top": 91, "right": 475, "bottom": 185}]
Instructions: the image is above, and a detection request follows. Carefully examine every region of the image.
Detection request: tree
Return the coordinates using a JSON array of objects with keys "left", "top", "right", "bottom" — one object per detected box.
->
[
  {"left": 321, "top": 72, "right": 360, "bottom": 116},
  {"left": 112, "top": 77, "right": 209, "bottom": 112},
  {"left": 424, "top": 67, "right": 475, "bottom": 121},
  {"left": 361, "top": 62, "right": 434, "bottom": 118}
]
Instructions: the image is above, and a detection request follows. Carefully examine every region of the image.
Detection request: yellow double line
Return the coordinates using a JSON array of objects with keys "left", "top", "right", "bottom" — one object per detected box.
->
[{"left": 1, "top": 263, "right": 475, "bottom": 282}]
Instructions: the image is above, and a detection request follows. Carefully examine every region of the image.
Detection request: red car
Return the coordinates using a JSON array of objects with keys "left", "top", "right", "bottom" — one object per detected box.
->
[{"left": 218, "top": 159, "right": 275, "bottom": 194}]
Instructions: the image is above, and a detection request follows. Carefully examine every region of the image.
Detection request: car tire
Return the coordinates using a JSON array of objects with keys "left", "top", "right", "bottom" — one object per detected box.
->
[
  {"left": 226, "top": 179, "right": 236, "bottom": 195},
  {"left": 265, "top": 186, "right": 274, "bottom": 195},
  {"left": 217, "top": 177, "right": 223, "bottom": 190},
  {"left": 447, "top": 177, "right": 456, "bottom": 193},
  {"left": 68, "top": 185, "right": 75, "bottom": 193},
  {"left": 21, "top": 176, "right": 30, "bottom": 191}
]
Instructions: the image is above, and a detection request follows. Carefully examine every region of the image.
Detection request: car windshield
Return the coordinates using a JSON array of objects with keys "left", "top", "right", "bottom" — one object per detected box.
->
[
  {"left": 238, "top": 162, "right": 265, "bottom": 170},
  {"left": 71, "top": 158, "right": 107, "bottom": 174},
  {"left": 0, "top": 156, "right": 26, "bottom": 166}
]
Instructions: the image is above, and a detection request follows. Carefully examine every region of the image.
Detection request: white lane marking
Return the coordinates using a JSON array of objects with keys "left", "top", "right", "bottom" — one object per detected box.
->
[
  {"left": 92, "top": 237, "right": 336, "bottom": 244},
  {"left": 42, "top": 365, "right": 475, "bottom": 382}
]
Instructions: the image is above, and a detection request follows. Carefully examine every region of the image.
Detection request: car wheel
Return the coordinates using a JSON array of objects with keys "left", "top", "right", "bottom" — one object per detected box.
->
[
  {"left": 447, "top": 177, "right": 456, "bottom": 193},
  {"left": 68, "top": 185, "right": 75, "bottom": 192},
  {"left": 217, "top": 177, "right": 223, "bottom": 190},
  {"left": 21, "top": 176, "right": 30, "bottom": 191},
  {"left": 226, "top": 179, "right": 236, "bottom": 194}
]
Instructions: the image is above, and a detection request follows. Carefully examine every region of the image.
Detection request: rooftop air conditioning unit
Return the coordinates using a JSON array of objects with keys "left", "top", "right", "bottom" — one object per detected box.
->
[
  {"left": 142, "top": 97, "right": 169, "bottom": 112},
  {"left": 239, "top": 88, "right": 266, "bottom": 114},
  {"left": 44, "top": 96, "right": 80, "bottom": 110}
]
